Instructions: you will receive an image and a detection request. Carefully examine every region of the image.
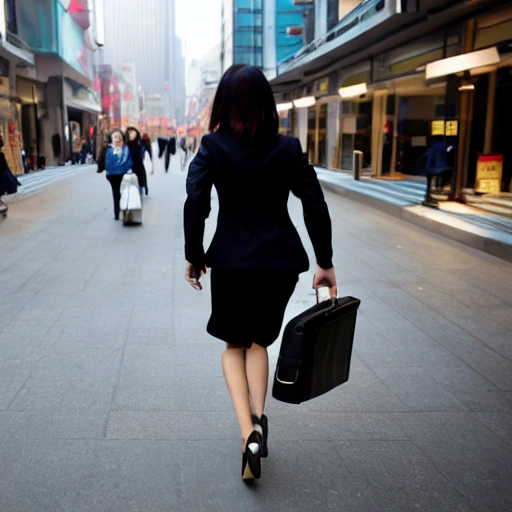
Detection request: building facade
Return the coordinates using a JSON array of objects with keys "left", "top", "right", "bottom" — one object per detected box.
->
[
  {"left": 271, "top": 0, "right": 512, "bottom": 197},
  {"left": 12, "top": 0, "right": 103, "bottom": 168},
  {"left": 102, "top": 0, "right": 185, "bottom": 124},
  {"left": 0, "top": 0, "right": 34, "bottom": 174}
]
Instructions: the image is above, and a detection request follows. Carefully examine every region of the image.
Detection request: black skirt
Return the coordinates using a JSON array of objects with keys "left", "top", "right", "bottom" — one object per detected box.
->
[{"left": 207, "top": 268, "right": 299, "bottom": 348}]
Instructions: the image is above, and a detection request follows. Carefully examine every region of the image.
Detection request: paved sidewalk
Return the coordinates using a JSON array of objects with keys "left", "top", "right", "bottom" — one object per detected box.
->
[
  {"left": 1, "top": 154, "right": 511, "bottom": 511},
  {"left": 6, "top": 164, "right": 97, "bottom": 202},
  {"left": 315, "top": 168, "right": 512, "bottom": 262}
]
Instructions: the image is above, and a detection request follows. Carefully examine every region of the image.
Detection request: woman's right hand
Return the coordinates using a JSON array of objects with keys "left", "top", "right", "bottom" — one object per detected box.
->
[
  {"left": 185, "top": 261, "right": 207, "bottom": 291},
  {"left": 312, "top": 264, "right": 337, "bottom": 298}
]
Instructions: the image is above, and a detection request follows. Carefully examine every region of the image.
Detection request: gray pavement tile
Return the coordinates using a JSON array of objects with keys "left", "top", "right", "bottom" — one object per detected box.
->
[
  {"left": 126, "top": 327, "right": 172, "bottom": 346},
  {"left": 474, "top": 412, "right": 512, "bottom": 446},
  {"left": 8, "top": 381, "right": 116, "bottom": 411},
  {"left": 404, "top": 286, "right": 512, "bottom": 358},
  {"left": 354, "top": 320, "right": 462, "bottom": 370},
  {"left": 178, "top": 385, "right": 238, "bottom": 412},
  {"left": 450, "top": 389, "right": 512, "bottom": 413},
  {"left": 0, "top": 320, "right": 54, "bottom": 350},
  {"left": 0, "top": 297, "right": 29, "bottom": 328},
  {"left": 0, "top": 440, "right": 181, "bottom": 512},
  {"left": 371, "top": 367, "right": 469, "bottom": 411},
  {"left": 458, "top": 272, "right": 512, "bottom": 305},
  {"left": 391, "top": 412, "right": 512, "bottom": 511},
  {"left": 0, "top": 377, "right": 32, "bottom": 411},
  {"left": 176, "top": 440, "right": 376, "bottom": 512},
  {"left": 129, "top": 308, "right": 173, "bottom": 330},
  {"left": 0, "top": 409, "right": 108, "bottom": 440},
  {"left": 112, "top": 383, "right": 185, "bottom": 411},
  {"left": 50, "top": 327, "right": 128, "bottom": 353},
  {"left": 361, "top": 287, "right": 512, "bottom": 391},
  {"left": 254, "top": 411, "right": 408, "bottom": 442},
  {"left": 422, "top": 325, "right": 512, "bottom": 391},
  {"left": 12, "top": 304, "right": 64, "bottom": 327},
  {"left": 285, "top": 359, "right": 411, "bottom": 413},
  {"left": 106, "top": 410, "right": 236, "bottom": 440},
  {"left": 334, "top": 440, "right": 472, "bottom": 511},
  {"left": 7, "top": 351, "right": 121, "bottom": 411}
]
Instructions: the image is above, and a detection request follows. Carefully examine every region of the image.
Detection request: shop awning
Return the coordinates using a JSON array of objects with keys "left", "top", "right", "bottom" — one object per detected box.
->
[
  {"left": 66, "top": 98, "right": 101, "bottom": 115},
  {"left": 425, "top": 46, "right": 500, "bottom": 80},
  {"left": 0, "top": 40, "right": 34, "bottom": 66}
]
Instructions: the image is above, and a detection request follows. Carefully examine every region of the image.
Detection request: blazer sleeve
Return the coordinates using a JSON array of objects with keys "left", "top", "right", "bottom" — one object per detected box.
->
[
  {"left": 183, "top": 137, "right": 214, "bottom": 266},
  {"left": 290, "top": 138, "right": 333, "bottom": 269}
]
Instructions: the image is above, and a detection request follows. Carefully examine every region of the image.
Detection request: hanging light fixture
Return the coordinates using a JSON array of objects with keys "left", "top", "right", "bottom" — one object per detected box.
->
[
  {"left": 338, "top": 83, "right": 367, "bottom": 99},
  {"left": 293, "top": 96, "right": 316, "bottom": 108},
  {"left": 276, "top": 102, "right": 293, "bottom": 112}
]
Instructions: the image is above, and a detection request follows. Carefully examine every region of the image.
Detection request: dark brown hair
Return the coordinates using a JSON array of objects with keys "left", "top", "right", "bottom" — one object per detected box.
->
[{"left": 209, "top": 65, "right": 279, "bottom": 140}]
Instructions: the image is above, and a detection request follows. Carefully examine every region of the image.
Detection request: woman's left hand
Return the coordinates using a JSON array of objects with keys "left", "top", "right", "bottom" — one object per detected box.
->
[{"left": 185, "top": 261, "right": 207, "bottom": 291}]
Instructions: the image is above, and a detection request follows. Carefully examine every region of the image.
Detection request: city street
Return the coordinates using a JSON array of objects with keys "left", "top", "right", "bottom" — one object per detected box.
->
[{"left": 1, "top": 153, "right": 511, "bottom": 512}]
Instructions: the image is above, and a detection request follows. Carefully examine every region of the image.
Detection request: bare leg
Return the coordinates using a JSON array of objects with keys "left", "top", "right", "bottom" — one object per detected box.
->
[
  {"left": 221, "top": 343, "right": 254, "bottom": 450},
  {"left": 245, "top": 343, "right": 268, "bottom": 418}
]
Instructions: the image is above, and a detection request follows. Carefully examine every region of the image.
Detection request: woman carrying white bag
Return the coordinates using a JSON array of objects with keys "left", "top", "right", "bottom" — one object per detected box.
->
[{"left": 104, "top": 129, "right": 142, "bottom": 224}]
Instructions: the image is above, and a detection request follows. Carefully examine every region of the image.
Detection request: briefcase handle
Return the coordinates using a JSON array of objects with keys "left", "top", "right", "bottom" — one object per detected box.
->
[
  {"left": 275, "top": 365, "right": 299, "bottom": 385},
  {"left": 316, "top": 286, "right": 334, "bottom": 304}
]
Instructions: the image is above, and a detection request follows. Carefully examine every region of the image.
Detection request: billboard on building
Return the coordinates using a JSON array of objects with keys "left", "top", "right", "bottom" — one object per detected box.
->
[{"left": 57, "top": 0, "right": 95, "bottom": 79}]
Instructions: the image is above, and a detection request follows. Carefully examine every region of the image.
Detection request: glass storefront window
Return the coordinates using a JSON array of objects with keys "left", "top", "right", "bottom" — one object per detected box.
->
[{"left": 16, "top": 0, "right": 57, "bottom": 53}]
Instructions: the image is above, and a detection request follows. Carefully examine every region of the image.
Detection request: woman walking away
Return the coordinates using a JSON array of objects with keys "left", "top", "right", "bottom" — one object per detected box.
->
[
  {"left": 183, "top": 65, "right": 336, "bottom": 481},
  {"left": 126, "top": 126, "right": 149, "bottom": 195},
  {"left": 105, "top": 129, "right": 132, "bottom": 220}
]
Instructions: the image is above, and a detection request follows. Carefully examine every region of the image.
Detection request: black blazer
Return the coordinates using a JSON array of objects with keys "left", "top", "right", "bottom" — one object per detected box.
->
[{"left": 184, "top": 131, "right": 333, "bottom": 272}]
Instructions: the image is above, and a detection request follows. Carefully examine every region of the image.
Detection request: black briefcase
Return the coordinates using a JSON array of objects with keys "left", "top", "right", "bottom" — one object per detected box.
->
[{"left": 272, "top": 296, "right": 360, "bottom": 404}]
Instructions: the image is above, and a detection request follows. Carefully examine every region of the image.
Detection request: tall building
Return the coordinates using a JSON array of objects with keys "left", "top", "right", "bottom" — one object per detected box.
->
[
  {"left": 102, "top": 0, "right": 184, "bottom": 121},
  {"left": 221, "top": 0, "right": 308, "bottom": 77}
]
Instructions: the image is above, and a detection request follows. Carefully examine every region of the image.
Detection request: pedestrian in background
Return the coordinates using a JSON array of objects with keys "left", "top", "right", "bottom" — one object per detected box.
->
[
  {"left": 183, "top": 64, "right": 336, "bottom": 481},
  {"left": 141, "top": 133, "right": 152, "bottom": 161},
  {"left": 105, "top": 129, "right": 132, "bottom": 220},
  {"left": 126, "top": 126, "right": 149, "bottom": 196},
  {"left": 72, "top": 133, "right": 81, "bottom": 164},
  {"left": 0, "top": 136, "right": 21, "bottom": 214},
  {"left": 141, "top": 133, "right": 154, "bottom": 175},
  {"left": 79, "top": 137, "right": 89, "bottom": 164}
]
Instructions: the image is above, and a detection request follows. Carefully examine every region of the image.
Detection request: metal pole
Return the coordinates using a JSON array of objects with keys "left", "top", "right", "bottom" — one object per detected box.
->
[{"left": 484, "top": 70, "right": 497, "bottom": 155}]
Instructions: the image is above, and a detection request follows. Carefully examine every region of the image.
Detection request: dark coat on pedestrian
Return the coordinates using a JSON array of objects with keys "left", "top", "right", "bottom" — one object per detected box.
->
[
  {"left": 0, "top": 148, "right": 20, "bottom": 197},
  {"left": 425, "top": 138, "right": 453, "bottom": 176},
  {"left": 126, "top": 126, "right": 148, "bottom": 192},
  {"left": 141, "top": 133, "right": 152, "bottom": 160},
  {"left": 184, "top": 131, "right": 333, "bottom": 272}
]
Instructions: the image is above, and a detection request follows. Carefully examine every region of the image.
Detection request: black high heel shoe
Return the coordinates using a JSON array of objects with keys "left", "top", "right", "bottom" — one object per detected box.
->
[
  {"left": 241, "top": 430, "right": 262, "bottom": 480},
  {"left": 252, "top": 414, "right": 268, "bottom": 458}
]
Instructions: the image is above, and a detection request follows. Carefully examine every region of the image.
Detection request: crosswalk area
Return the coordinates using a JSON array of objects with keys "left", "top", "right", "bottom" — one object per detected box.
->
[{"left": 10, "top": 164, "right": 97, "bottom": 200}]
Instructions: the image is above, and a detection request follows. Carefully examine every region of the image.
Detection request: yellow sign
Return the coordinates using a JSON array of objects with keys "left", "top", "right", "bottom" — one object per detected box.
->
[
  {"left": 475, "top": 155, "right": 503, "bottom": 193},
  {"left": 445, "top": 120, "right": 458, "bottom": 136},
  {"left": 431, "top": 120, "right": 445, "bottom": 136},
  {"left": 314, "top": 78, "right": 329, "bottom": 94},
  {"left": 431, "top": 120, "right": 458, "bottom": 136}
]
